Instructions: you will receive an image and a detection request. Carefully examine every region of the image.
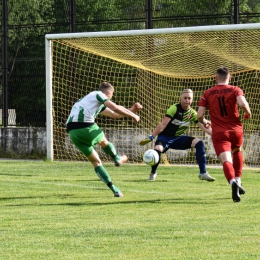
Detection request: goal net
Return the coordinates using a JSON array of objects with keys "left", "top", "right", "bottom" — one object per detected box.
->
[{"left": 46, "top": 24, "right": 260, "bottom": 167}]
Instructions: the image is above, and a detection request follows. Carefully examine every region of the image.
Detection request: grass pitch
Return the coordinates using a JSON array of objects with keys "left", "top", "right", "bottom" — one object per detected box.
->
[{"left": 1, "top": 160, "right": 260, "bottom": 260}]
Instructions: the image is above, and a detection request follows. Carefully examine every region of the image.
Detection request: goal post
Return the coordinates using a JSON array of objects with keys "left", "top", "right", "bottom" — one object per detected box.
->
[
  {"left": 45, "top": 38, "right": 53, "bottom": 161},
  {"left": 45, "top": 23, "right": 260, "bottom": 166}
]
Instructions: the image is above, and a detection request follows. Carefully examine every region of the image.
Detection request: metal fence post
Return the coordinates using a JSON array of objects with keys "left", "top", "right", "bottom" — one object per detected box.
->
[
  {"left": 1, "top": 0, "right": 8, "bottom": 127},
  {"left": 234, "top": 0, "right": 239, "bottom": 24},
  {"left": 146, "top": 0, "right": 153, "bottom": 29},
  {"left": 69, "top": 0, "right": 76, "bottom": 32}
]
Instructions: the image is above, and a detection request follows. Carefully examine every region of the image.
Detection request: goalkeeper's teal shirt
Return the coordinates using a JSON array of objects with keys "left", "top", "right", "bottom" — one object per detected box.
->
[{"left": 159, "top": 103, "right": 199, "bottom": 137}]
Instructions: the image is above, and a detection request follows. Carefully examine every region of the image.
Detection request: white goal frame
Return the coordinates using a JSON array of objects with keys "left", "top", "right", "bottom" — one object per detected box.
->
[{"left": 45, "top": 23, "right": 260, "bottom": 161}]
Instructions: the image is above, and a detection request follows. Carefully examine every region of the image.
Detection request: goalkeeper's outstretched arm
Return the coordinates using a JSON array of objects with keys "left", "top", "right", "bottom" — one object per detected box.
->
[{"left": 139, "top": 116, "right": 170, "bottom": 145}]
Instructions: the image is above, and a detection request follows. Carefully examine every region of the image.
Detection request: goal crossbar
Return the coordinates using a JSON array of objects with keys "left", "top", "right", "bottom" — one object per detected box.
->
[{"left": 45, "top": 23, "right": 260, "bottom": 40}]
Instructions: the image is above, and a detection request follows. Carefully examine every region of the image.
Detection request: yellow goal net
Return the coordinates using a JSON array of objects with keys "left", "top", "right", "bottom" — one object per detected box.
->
[{"left": 45, "top": 24, "right": 260, "bottom": 167}]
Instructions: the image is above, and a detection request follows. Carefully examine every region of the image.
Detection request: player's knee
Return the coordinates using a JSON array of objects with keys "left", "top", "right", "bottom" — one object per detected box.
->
[
  {"left": 194, "top": 140, "right": 205, "bottom": 151},
  {"left": 88, "top": 157, "right": 102, "bottom": 167},
  {"left": 99, "top": 136, "right": 109, "bottom": 147},
  {"left": 192, "top": 138, "right": 203, "bottom": 148},
  {"left": 218, "top": 151, "right": 232, "bottom": 164},
  {"left": 154, "top": 144, "right": 164, "bottom": 153}
]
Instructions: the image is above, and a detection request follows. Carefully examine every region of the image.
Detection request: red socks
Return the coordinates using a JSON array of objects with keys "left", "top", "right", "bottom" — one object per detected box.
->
[
  {"left": 233, "top": 151, "right": 243, "bottom": 178},
  {"left": 222, "top": 161, "right": 235, "bottom": 183}
]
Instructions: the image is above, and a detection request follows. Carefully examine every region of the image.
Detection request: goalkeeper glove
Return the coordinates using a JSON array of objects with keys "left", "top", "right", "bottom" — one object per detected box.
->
[{"left": 139, "top": 134, "right": 154, "bottom": 146}]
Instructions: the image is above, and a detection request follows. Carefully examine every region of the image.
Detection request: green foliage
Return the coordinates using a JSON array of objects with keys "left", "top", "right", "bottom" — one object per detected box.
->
[
  {"left": 8, "top": 0, "right": 54, "bottom": 44},
  {"left": 152, "top": 0, "right": 231, "bottom": 27},
  {"left": 75, "top": 0, "right": 146, "bottom": 31}
]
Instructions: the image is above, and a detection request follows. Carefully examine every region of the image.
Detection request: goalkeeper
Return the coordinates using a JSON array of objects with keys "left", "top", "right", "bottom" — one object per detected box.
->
[
  {"left": 139, "top": 89, "right": 215, "bottom": 182},
  {"left": 66, "top": 82, "right": 142, "bottom": 197}
]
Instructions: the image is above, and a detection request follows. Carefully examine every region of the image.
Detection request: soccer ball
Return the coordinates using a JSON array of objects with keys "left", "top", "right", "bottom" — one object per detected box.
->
[{"left": 143, "top": 149, "right": 159, "bottom": 166}]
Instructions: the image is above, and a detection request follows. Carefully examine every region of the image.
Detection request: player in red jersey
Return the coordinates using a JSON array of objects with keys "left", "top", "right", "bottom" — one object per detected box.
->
[
  {"left": 197, "top": 67, "right": 251, "bottom": 202},
  {"left": 197, "top": 66, "right": 251, "bottom": 203}
]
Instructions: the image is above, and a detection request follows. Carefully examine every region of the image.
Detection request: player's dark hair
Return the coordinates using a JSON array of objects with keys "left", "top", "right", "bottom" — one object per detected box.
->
[
  {"left": 99, "top": 82, "right": 114, "bottom": 92},
  {"left": 216, "top": 66, "right": 230, "bottom": 79}
]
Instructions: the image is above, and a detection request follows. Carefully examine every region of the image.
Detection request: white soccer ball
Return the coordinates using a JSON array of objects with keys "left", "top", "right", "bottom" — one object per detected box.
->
[{"left": 143, "top": 149, "right": 159, "bottom": 166}]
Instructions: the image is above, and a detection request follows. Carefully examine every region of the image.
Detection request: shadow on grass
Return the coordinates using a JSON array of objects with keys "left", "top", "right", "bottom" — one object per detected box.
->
[
  {"left": 3, "top": 196, "right": 230, "bottom": 207},
  {"left": 0, "top": 173, "right": 34, "bottom": 177}
]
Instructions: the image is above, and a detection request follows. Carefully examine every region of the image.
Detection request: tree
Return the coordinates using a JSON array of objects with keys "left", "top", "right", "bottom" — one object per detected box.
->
[{"left": 6, "top": 0, "right": 59, "bottom": 126}]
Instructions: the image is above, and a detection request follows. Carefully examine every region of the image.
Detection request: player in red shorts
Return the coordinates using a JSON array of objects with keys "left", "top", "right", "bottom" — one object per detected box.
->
[{"left": 197, "top": 66, "right": 252, "bottom": 203}]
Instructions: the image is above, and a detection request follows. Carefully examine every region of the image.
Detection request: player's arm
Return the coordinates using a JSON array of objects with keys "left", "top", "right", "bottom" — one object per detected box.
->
[
  {"left": 196, "top": 121, "right": 212, "bottom": 136},
  {"left": 100, "top": 100, "right": 140, "bottom": 123},
  {"left": 195, "top": 106, "right": 212, "bottom": 135},
  {"left": 236, "top": 95, "right": 251, "bottom": 119},
  {"left": 129, "top": 102, "right": 142, "bottom": 113},
  {"left": 139, "top": 116, "right": 171, "bottom": 145},
  {"left": 197, "top": 106, "right": 212, "bottom": 133},
  {"left": 100, "top": 106, "right": 138, "bottom": 119},
  {"left": 100, "top": 102, "right": 142, "bottom": 118},
  {"left": 197, "top": 106, "right": 210, "bottom": 126},
  {"left": 152, "top": 116, "right": 171, "bottom": 137}
]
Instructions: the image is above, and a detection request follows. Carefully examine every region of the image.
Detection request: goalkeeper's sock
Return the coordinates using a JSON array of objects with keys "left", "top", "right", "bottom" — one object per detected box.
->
[
  {"left": 151, "top": 150, "right": 161, "bottom": 174},
  {"left": 102, "top": 142, "right": 120, "bottom": 162},
  {"left": 195, "top": 141, "right": 207, "bottom": 174}
]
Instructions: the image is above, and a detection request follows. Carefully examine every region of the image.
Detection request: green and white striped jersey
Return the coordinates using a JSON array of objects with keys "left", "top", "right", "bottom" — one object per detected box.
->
[{"left": 66, "top": 91, "right": 109, "bottom": 124}]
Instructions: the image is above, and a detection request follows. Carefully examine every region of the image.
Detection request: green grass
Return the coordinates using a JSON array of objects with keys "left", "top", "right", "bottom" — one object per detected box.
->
[{"left": 1, "top": 160, "right": 260, "bottom": 260}]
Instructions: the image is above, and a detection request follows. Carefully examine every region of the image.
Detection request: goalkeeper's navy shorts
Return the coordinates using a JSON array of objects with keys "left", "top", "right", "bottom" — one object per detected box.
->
[{"left": 155, "top": 135, "right": 194, "bottom": 153}]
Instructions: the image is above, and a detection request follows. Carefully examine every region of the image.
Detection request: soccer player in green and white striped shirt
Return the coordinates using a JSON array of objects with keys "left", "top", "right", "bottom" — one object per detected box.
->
[{"left": 66, "top": 82, "right": 142, "bottom": 197}]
